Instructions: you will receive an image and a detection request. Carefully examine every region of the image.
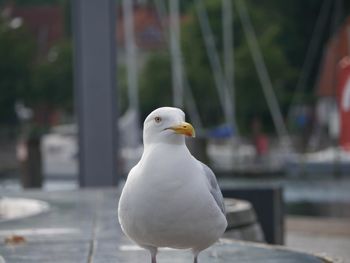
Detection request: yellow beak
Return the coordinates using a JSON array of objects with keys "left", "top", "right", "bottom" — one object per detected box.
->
[{"left": 168, "top": 122, "right": 196, "bottom": 138}]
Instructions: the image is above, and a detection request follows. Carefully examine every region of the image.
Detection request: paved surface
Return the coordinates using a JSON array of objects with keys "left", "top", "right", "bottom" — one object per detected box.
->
[
  {"left": 286, "top": 216, "right": 350, "bottom": 263},
  {"left": 0, "top": 189, "right": 330, "bottom": 262}
]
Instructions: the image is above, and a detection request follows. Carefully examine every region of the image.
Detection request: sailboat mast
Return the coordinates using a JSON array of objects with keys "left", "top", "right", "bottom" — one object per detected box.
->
[
  {"left": 153, "top": 0, "right": 203, "bottom": 129},
  {"left": 196, "top": 0, "right": 233, "bottom": 129},
  {"left": 236, "top": 0, "right": 291, "bottom": 144},
  {"left": 169, "top": 0, "right": 184, "bottom": 108},
  {"left": 222, "top": 0, "right": 237, "bottom": 135},
  {"left": 122, "top": 0, "right": 139, "bottom": 114}
]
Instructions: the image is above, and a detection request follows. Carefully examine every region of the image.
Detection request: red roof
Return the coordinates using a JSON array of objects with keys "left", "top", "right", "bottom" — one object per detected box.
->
[
  {"left": 9, "top": 5, "right": 64, "bottom": 55},
  {"left": 117, "top": 6, "right": 166, "bottom": 50},
  {"left": 316, "top": 16, "right": 350, "bottom": 97},
  {"left": 6, "top": 4, "right": 177, "bottom": 53}
]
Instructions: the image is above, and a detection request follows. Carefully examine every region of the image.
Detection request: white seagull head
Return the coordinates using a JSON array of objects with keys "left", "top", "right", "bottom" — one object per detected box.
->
[{"left": 143, "top": 107, "right": 195, "bottom": 146}]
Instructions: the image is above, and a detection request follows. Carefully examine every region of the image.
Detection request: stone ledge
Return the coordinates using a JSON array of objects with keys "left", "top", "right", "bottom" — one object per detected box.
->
[{"left": 0, "top": 189, "right": 334, "bottom": 262}]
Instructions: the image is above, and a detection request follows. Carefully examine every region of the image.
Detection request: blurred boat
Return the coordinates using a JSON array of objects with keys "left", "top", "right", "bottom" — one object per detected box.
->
[
  {"left": 41, "top": 124, "right": 78, "bottom": 179},
  {"left": 206, "top": 137, "right": 295, "bottom": 176},
  {"left": 284, "top": 56, "right": 350, "bottom": 176},
  {"left": 41, "top": 109, "right": 143, "bottom": 179},
  {"left": 285, "top": 147, "right": 350, "bottom": 176}
]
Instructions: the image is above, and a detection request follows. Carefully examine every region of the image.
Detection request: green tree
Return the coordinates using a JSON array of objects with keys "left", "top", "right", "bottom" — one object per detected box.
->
[
  {"left": 134, "top": 0, "right": 350, "bottom": 134},
  {"left": 0, "top": 17, "right": 35, "bottom": 124},
  {"left": 184, "top": 0, "right": 296, "bottom": 133},
  {"left": 139, "top": 52, "right": 173, "bottom": 121},
  {"left": 28, "top": 40, "right": 73, "bottom": 112},
  {"left": 139, "top": 0, "right": 295, "bottom": 134}
]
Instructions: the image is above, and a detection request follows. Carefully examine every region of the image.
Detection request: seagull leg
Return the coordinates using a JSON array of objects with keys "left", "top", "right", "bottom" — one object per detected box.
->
[
  {"left": 193, "top": 251, "right": 199, "bottom": 263},
  {"left": 148, "top": 247, "right": 158, "bottom": 263}
]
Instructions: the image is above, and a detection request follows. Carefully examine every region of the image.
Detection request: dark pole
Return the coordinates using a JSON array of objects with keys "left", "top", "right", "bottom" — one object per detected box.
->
[{"left": 72, "top": 0, "right": 119, "bottom": 187}]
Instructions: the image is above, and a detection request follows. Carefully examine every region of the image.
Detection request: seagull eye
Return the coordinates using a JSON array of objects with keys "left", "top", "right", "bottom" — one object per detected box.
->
[{"left": 154, "top": 116, "right": 162, "bottom": 123}]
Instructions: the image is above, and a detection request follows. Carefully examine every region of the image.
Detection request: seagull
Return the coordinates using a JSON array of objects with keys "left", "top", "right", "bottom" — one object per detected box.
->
[{"left": 118, "top": 107, "right": 227, "bottom": 263}]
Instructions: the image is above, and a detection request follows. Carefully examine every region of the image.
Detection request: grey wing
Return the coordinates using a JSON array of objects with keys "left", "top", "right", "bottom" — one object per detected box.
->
[{"left": 200, "top": 162, "right": 225, "bottom": 214}]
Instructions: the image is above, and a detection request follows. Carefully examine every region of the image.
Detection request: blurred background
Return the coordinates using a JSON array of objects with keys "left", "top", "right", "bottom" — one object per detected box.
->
[{"left": 0, "top": 0, "right": 350, "bottom": 259}]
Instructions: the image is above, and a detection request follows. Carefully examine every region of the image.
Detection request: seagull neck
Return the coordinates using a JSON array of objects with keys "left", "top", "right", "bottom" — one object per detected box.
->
[
  {"left": 143, "top": 140, "right": 187, "bottom": 152},
  {"left": 143, "top": 135, "right": 186, "bottom": 148}
]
